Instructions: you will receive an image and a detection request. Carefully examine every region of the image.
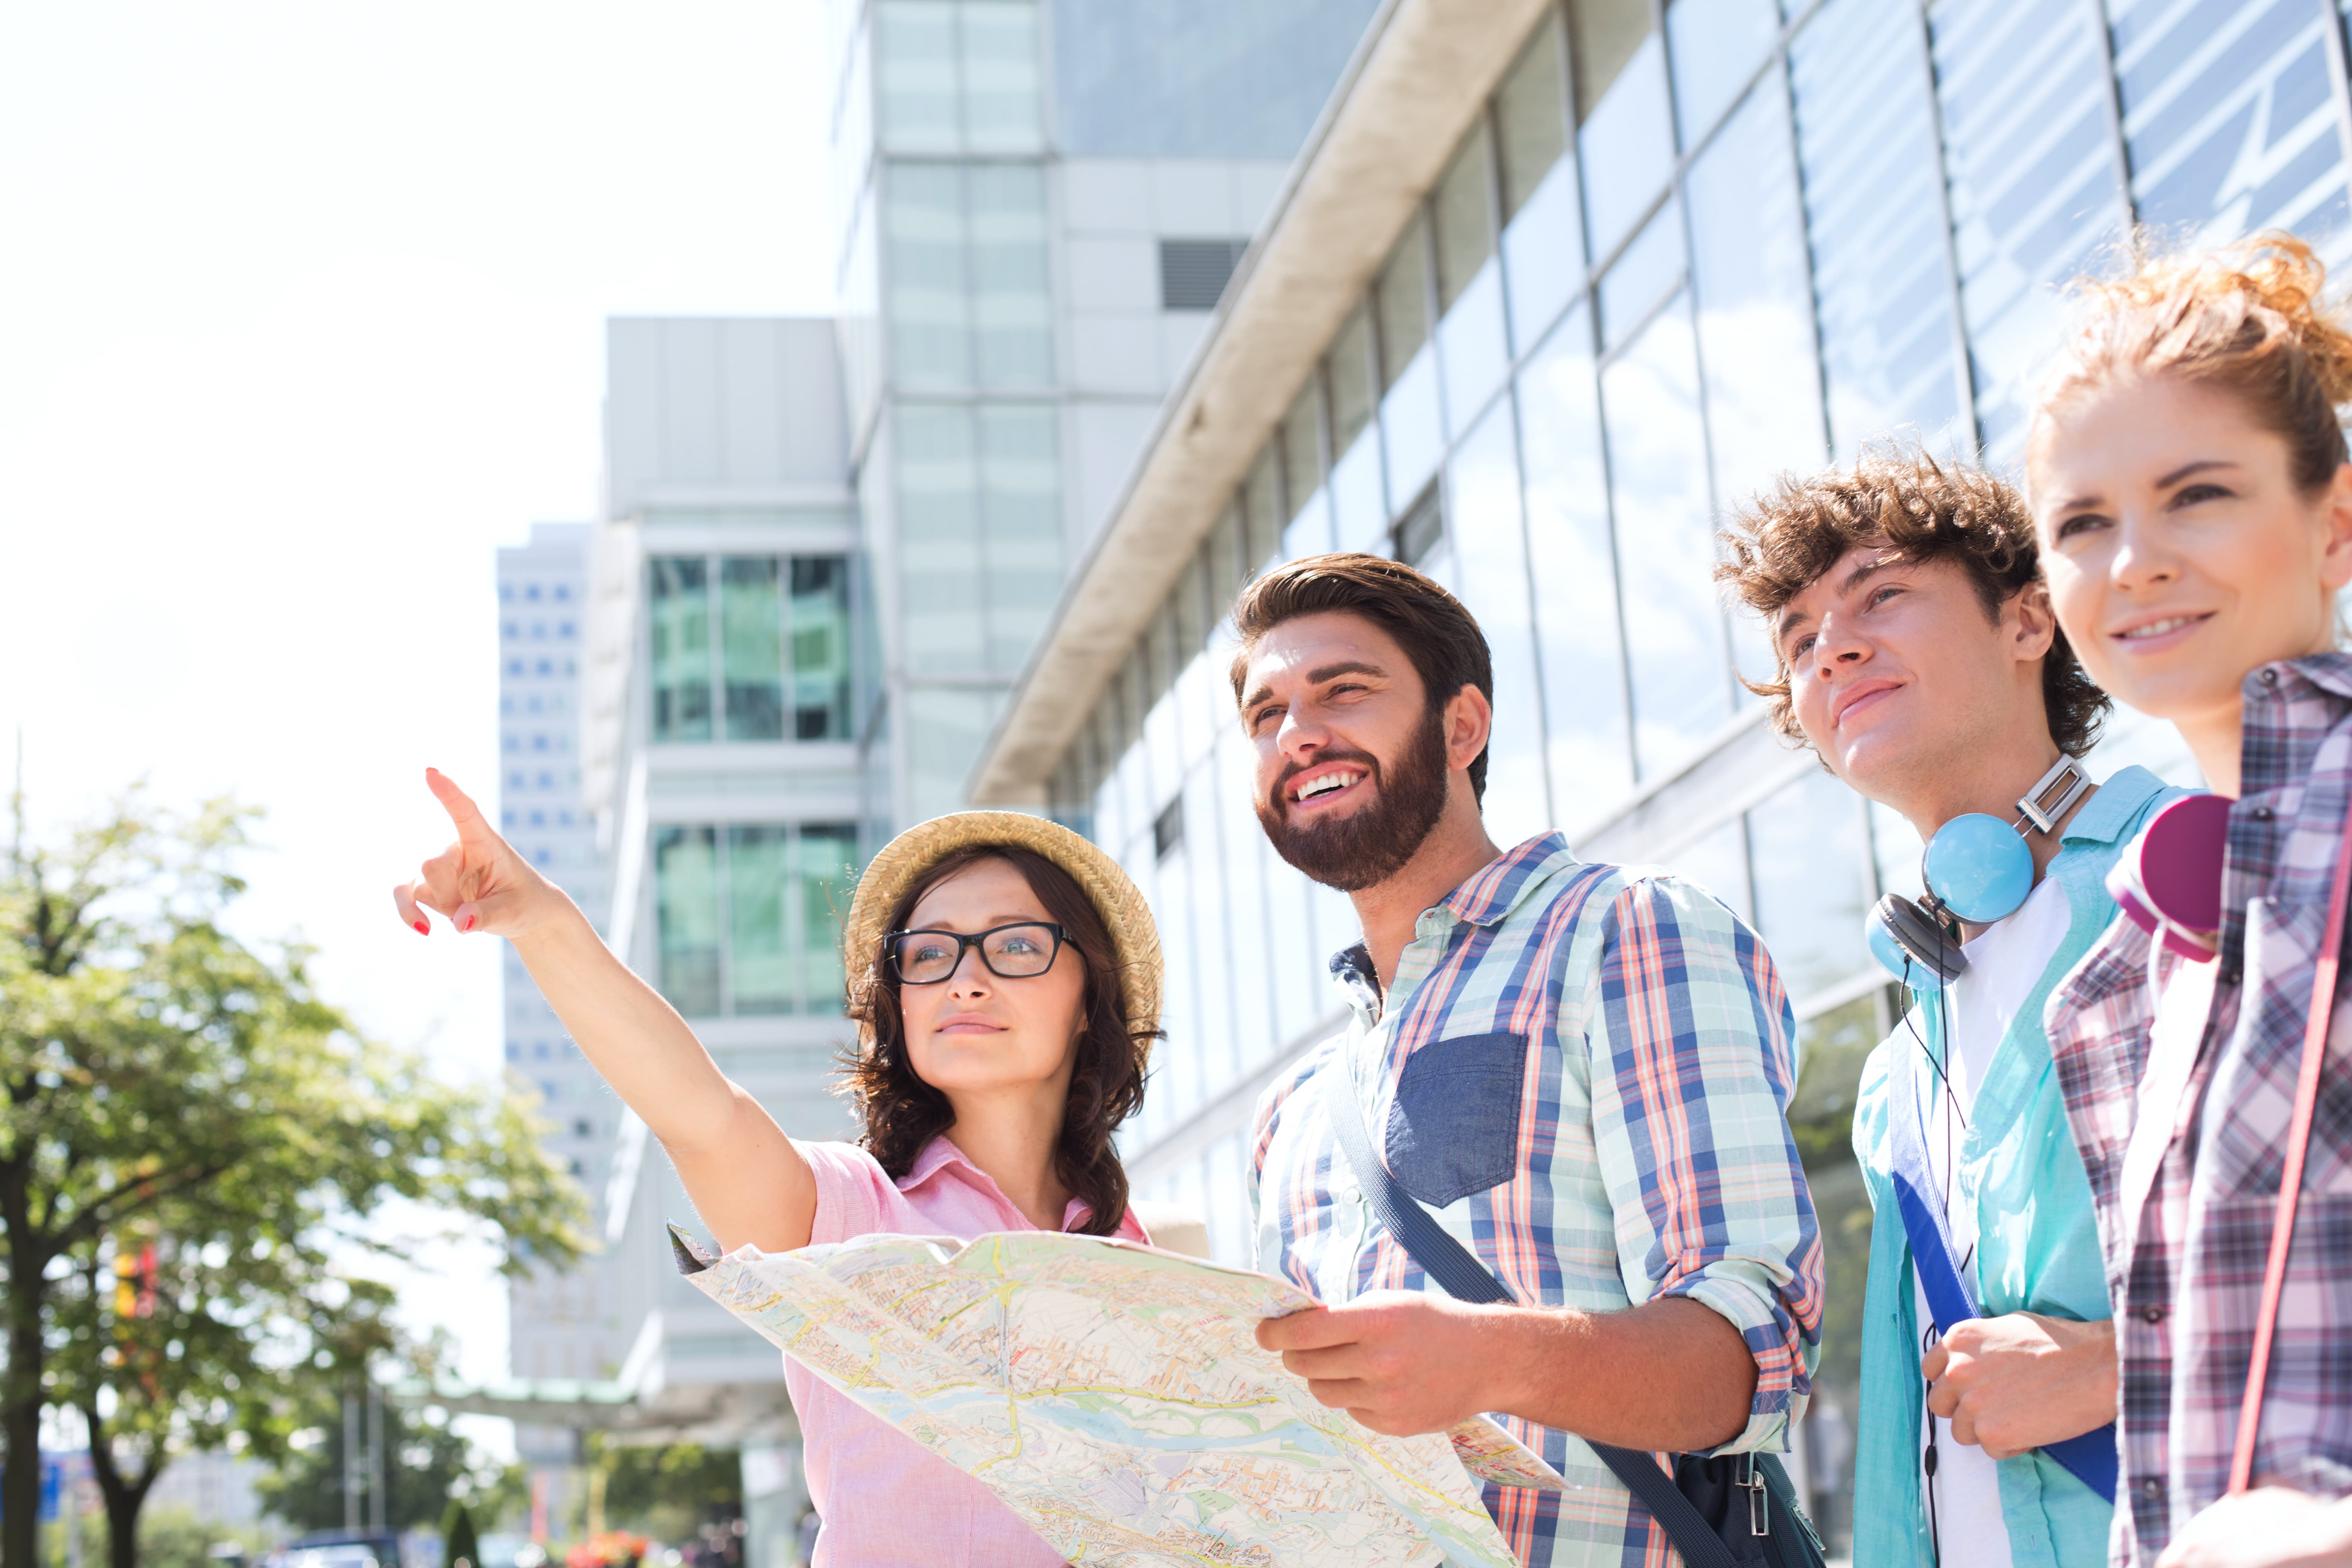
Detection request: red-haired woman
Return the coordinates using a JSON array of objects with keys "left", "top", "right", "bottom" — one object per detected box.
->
[{"left": 2030, "top": 233, "right": 2352, "bottom": 1567}]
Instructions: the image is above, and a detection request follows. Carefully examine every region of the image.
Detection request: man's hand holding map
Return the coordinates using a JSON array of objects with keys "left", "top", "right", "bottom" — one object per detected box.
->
[{"left": 669, "top": 1225, "right": 1564, "bottom": 1567}]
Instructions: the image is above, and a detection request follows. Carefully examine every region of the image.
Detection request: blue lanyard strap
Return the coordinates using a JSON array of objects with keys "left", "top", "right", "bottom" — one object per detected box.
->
[{"left": 1888, "top": 1026, "right": 2118, "bottom": 1504}]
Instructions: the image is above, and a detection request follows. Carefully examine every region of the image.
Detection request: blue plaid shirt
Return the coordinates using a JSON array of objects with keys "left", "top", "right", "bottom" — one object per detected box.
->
[{"left": 1249, "top": 834, "right": 1824, "bottom": 1566}]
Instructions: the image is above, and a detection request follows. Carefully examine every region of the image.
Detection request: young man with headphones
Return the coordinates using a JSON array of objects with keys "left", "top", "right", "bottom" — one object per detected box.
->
[{"left": 1719, "top": 449, "right": 2177, "bottom": 1568}]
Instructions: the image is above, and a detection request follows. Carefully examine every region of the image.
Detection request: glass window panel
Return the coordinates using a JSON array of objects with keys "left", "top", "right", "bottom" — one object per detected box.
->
[
  {"left": 1179, "top": 780, "right": 1239, "bottom": 1086},
  {"left": 1748, "top": 769, "right": 1871, "bottom": 1001},
  {"left": 726, "top": 825, "right": 792, "bottom": 1015},
  {"left": 1570, "top": 0, "right": 1654, "bottom": 122},
  {"left": 1497, "top": 13, "right": 1570, "bottom": 221},
  {"left": 894, "top": 404, "right": 986, "bottom": 673},
  {"left": 977, "top": 403, "right": 1062, "bottom": 671},
  {"left": 968, "top": 162, "right": 1054, "bottom": 390},
  {"left": 959, "top": 1, "right": 1043, "bottom": 152},
  {"left": 1173, "top": 543, "right": 1211, "bottom": 657},
  {"left": 1444, "top": 399, "right": 1550, "bottom": 843},
  {"left": 1517, "top": 307, "right": 1634, "bottom": 827},
  {"left": 655, "top": 826, "right": 722, "bottom": 1017},
  {"left": 884, "top": 163, "right": 973, "bottom": 388},
  {"left": 1503, "top": 159, "right": 1587, "bottom": 357},
  {"left": 1666, "top": 815, "right": 1754, "bottom": 924},
  {"left": 1328, "top": 307, "right": 1374, "bottom": 453},
  {"left": 789, "top": 556, "right": 854, "bottom": 740},
  {"left": 1665, "top": 0, "right": 1781, "bottom": 150},
  {"left": 2115, "top": 0, "right": 2349, "bottom": 277},
  {"left": 1576, "top": 27, "right": 1673, "bottom": 261},
  {"left": 1374, "top": 216, "right": 1432, "bottom": 391},
  {"left": 875, "top": 0, "right": 960, "bottom": 151},
  {"left": 1283, "top": 490, "right": 1335, "bottom": 559},
  {"left": 1330, "top": 423, "right": 1390, "bottom": 555},
  {"left": 719, "top": 557, "right": 785, "bottom": 742},
  {"left": 1440, "top": 259, "right": 1510, "bottom": 438},
  {"left": 798, "top": 824, "right": 860, "bottom": 1016},
  {"left": 905, "top": 685, "right": 1003, "bottom": 821},
  {"left": 1930, "top": 0, "right": 2127, "bottom": 464},
  {"left": 1597, "top": 199, "right": 1686, "bottom": 348},
  {"left": 648, "top": 557, "right": 712, "bottom": 743},
  {"left": 1788, "top": 0, "right": 1965, "bottom": 457},
  {"left": 1602, "top": 292, "right": 1733, "bottom": 779},
  {"left": 1243, "top": 448, "right": 1283, "bottom": 575},
  {"left": 1280, "top": 379, "right": 1327, "bottom": 524},
  {"left": 1208, "top": 500, "right": 1247, "bottom": 613},
  {"left": 1154, "top": 840, "right": 1201, "bottom": 1119},
  {"left": 1688, "top": 76, "right": 1827, "bottom": 511},
  {"left": 1214, "top": 732, "right": 1278, "bottom": 1063},
  {"left": 1434, "top": 122, "right": 1497, "bottom": 313},
  {"left": 1382, "top": 348, "right": 1445, "bottom": 513}
]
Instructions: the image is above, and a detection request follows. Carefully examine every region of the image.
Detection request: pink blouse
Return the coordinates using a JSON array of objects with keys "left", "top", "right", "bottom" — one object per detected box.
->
[{"left": 790, "top": 1136, "right": 1148, "bottom": 1567}]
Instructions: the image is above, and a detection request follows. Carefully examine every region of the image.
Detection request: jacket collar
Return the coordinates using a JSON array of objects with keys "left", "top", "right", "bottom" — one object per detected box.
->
[{"left": 2061, "top": 764, "right": 2169, "bottom": 849}]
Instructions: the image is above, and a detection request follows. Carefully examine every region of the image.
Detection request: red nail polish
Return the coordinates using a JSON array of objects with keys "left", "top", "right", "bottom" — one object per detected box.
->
[
  {"left": 413, "top": 920, "right": 430, "bottom": 935},
  {"left": 459, "top": 914, "right": 475, "bottom": 933}
]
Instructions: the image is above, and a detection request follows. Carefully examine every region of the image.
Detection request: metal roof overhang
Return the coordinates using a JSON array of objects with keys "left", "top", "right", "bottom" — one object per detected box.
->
[{"left": 968, "top": 0, "right": 1553, "bottom": 805}]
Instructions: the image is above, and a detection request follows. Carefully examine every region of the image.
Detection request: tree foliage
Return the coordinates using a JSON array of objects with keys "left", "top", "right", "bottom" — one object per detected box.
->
[
  {"left": 587, "top": 1435, "right": 741, "bottom": 1539},
  {"left": 0, "top": 790, "right": 591, "bottom": 1568},
  {"left": 253, "top": 1385, "right": 513, "bottom": 1535}
]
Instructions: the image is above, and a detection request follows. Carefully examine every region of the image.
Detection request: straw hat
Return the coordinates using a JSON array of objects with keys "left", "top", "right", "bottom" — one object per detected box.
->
[{"left": 842, "top": 811, "right": 1163, "bottom": 1048}]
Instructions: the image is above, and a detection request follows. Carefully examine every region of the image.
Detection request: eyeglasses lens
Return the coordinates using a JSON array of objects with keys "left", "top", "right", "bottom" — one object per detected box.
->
[
  {"left": 982, "top": 924, "right": 1056, "bottom": 976},
  {"left": 893, "top": 924, "right": 1056, "bottom": 983}
]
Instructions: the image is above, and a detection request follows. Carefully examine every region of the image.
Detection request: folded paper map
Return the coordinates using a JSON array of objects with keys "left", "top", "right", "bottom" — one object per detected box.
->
[{"left": 669, "top": 1225, "right": 1564, "bottom": 1567}]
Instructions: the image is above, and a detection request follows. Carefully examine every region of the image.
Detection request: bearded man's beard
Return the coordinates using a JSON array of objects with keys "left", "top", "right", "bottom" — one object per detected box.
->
[{"left": 1255, "top": 702, "right": 1451, "bottom": 892}]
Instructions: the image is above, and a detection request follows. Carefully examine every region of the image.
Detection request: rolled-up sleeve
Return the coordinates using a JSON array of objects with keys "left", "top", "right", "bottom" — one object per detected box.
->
[{"left": 1586, "top": 875, "right": 1824, "bottom": 1454}]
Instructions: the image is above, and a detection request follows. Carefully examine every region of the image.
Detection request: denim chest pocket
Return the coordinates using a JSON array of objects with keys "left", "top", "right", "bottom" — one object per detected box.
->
[{"left": 1384, "top": 1029, "right": 1528, "bottom": 1208}]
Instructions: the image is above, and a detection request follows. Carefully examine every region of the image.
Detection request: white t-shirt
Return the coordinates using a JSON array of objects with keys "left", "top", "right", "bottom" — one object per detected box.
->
[{"left": 1910, "top": 875, "right": 2069, "bottom": 1568}]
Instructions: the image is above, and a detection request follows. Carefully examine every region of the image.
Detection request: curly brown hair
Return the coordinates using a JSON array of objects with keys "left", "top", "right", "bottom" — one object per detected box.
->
[
  {"left": 1714, "top": 445, "right": 2110, "bottom": 758},
  {"left": 839, "top": 844, "right": 1155, "bottom": 1236}
]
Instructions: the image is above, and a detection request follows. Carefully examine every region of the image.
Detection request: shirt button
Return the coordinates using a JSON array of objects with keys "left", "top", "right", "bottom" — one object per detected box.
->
[
  {"left": 2142, "top": 1476, "right": 2164, "bottom": 1497},
  {"left": 2260, "top": 668, "right": 2279, "bottom": 686},
  {"left": 2141, "top": 1304, "right": 2166, "bottom": 1323},
  {"left": 2253, "top": 806, "right": 2274, "bottom": 821},
  {"left": 2220, "top": 964, "right": 2242, "bottom": 987}
]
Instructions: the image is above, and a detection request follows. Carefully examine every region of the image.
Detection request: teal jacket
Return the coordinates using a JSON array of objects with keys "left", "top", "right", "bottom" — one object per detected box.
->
[{"left": 1849, "top": 765, "right": 2175, "bottom": 1568}]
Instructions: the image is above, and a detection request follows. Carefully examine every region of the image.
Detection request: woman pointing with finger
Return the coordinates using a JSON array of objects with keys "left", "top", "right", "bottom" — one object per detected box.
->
[{"left": 396, "top": 770, "right": 1165, "bottom": 1566}]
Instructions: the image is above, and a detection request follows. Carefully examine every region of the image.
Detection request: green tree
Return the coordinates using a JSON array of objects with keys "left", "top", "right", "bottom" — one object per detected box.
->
[
  {"left": 441, "top": 1500, "right": 480, "bottom": 1568},
  {"left": 253, "top": 1382, "right": 511, "bottom": 1535},
  {"left": 588, "top": 1435, "right": 741, "bottom": 1542},
  {"left": 0, "top": 791, "right": 590, "bottom": 1568}
]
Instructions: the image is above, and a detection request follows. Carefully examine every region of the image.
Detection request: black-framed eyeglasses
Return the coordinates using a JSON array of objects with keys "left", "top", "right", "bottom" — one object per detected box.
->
[{"left": 886, "top": 922, "right": 1068, "bottom": 985}]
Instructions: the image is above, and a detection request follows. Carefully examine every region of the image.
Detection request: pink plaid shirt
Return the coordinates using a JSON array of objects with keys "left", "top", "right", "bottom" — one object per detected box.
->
[
  {"left": 2046, "top": 653, "right": 2352, "bottom": 1565},
  {"left": 790, "top": 1136, "right": 1147, "bottom": 1567}
]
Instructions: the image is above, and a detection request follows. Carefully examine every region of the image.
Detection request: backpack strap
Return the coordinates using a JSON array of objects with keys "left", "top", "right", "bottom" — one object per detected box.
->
[{"left": 1320, "top": 1069, "right": 1749, "bottom": 1568}]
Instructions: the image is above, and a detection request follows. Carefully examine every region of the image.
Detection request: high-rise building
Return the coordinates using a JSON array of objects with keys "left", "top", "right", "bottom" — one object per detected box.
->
[
  {"left": 968, "top": 0, "right": 2351, "bottom": 1544},
  {"left": 829, "top": 0, "right": 1386, "bottom": 824},
  {"left": 580, "top": 317, "right": 870, "bottom": 1553},
  {"left": 497, "top": 522, "right": 625, "bottom": 1402}
]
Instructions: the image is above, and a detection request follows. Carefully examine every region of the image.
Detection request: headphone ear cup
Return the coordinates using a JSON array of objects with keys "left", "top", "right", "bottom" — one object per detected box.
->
[{"left": 1870, "top": 894, "right": 1968, "bottom": 988}]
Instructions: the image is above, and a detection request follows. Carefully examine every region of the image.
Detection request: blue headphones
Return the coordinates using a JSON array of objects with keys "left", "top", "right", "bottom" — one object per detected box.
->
[{"left": 1868, "top": 755, "right": 2092, "bottom": 991}]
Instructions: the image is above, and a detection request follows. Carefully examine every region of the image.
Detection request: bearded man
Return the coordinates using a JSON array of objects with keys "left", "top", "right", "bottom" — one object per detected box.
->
[{"left": 1239, "top": 554, "right": 1824, "bottom": 1566}]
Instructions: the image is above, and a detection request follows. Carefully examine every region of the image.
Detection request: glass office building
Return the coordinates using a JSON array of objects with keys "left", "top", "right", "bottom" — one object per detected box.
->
[
  {"left": 825, "top": 0, "right": 1382, "bottom": 825},
  {"left": 973, "top": 0, "right": 2352, "bottom": 1535}
]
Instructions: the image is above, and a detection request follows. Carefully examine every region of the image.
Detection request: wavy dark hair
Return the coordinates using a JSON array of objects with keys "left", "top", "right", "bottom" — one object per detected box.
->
[{"left": 840, "top": 844, "right": 1155, "bottom": 1236}]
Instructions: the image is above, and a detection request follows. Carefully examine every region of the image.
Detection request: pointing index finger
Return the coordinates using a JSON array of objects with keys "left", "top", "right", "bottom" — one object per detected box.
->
[{"left": 424, "top": 768, "right": 493, "bottom": 842}]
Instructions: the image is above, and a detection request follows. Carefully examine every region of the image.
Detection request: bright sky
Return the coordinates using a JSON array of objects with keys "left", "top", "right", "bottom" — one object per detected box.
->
[{"left": 0, "top": 2, "right": 834, "bottom": 1446}]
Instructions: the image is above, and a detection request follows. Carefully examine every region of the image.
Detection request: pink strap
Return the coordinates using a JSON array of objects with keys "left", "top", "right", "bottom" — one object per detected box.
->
[{"left": 2229, "top": 801, "right": 2352, "bottom": 1493}]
